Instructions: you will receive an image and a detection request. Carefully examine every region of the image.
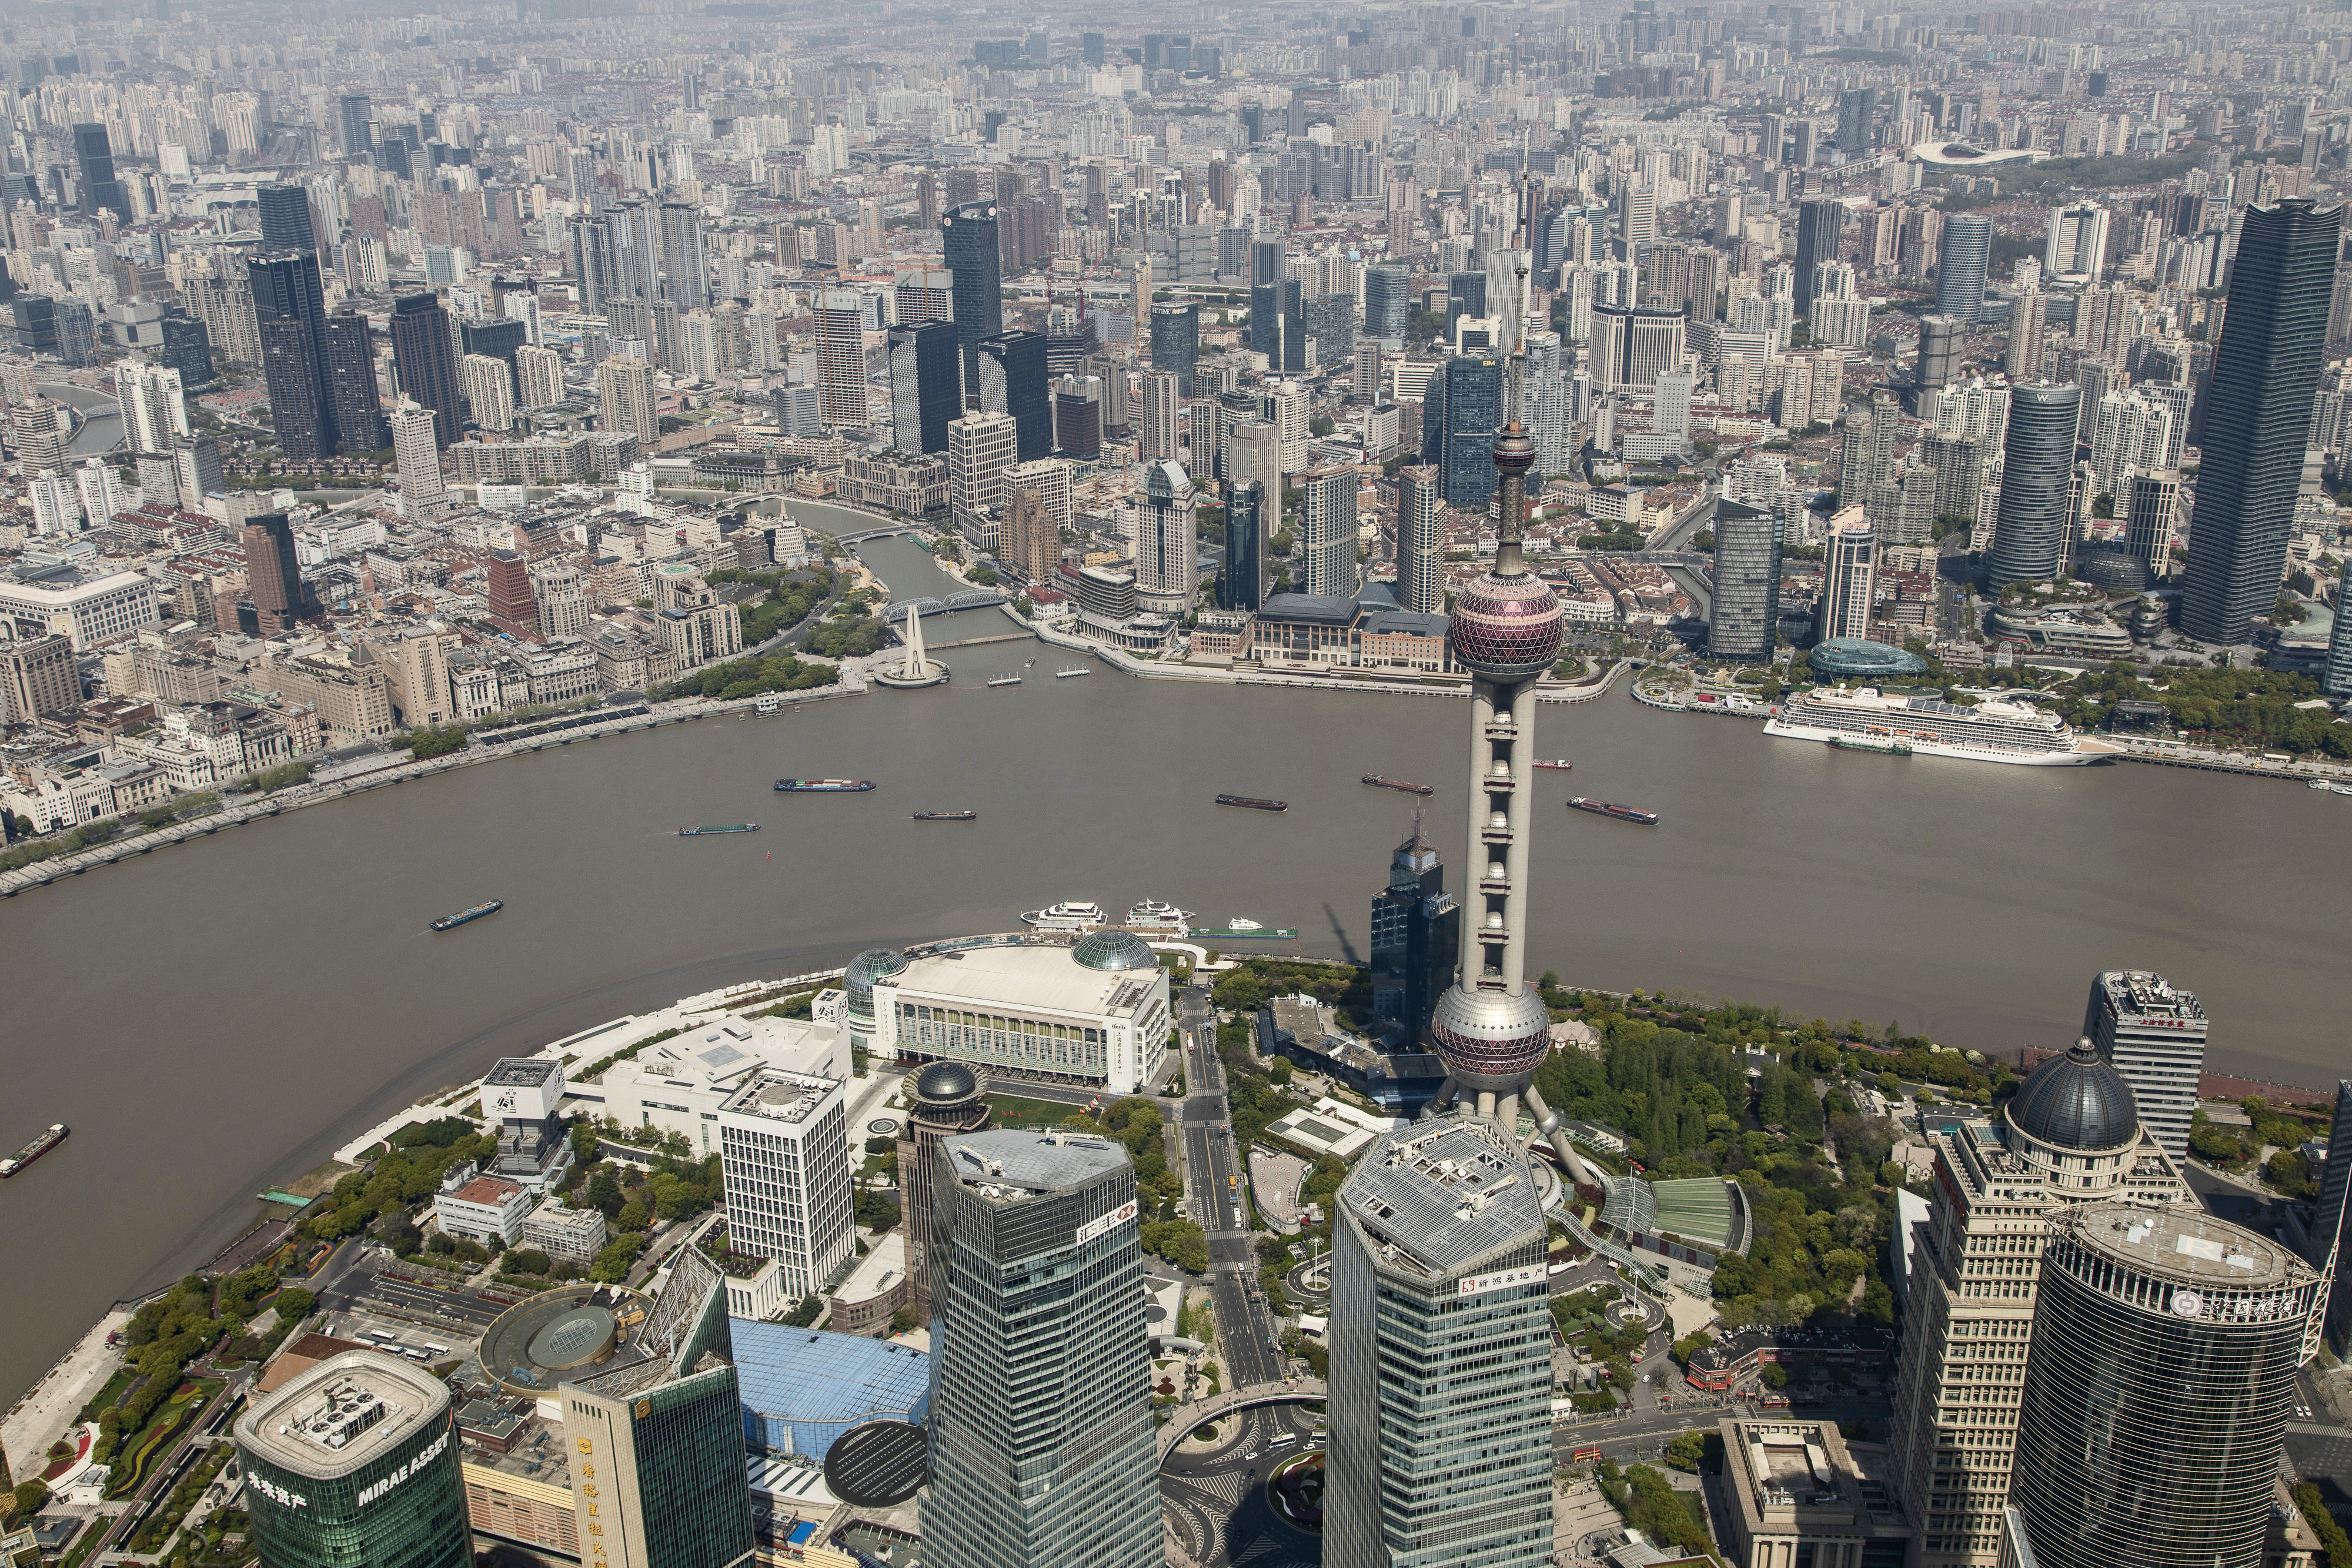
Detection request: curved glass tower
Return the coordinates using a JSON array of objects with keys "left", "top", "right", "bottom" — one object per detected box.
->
[
  {"left": 1424, "top": 420, "right": 1596, "bottom": 1186},
  {"left": 1984, "top": 382, "right": 2082, "bottom": 590},
  {"left": 1934, "top": 215, "right": 1992, "bottom": 325},
  {"left": 2009, "top": 1202, "right": 2320, "bottom": 1568}
]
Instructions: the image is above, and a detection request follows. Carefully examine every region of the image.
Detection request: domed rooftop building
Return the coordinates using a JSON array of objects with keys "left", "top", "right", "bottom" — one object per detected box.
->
[
  {"left": 911, "top": 1061, "right": 981, "bottom": 1105},
  {"left": 1071, "top": 930, "right": 1157, "bottom": 971},
  {"left": 2001, "top": 1038, "right": 2187, "bottom": 1203},
  {"left": 1809, "top": 638, "right": 1929, "bottom": 681}
]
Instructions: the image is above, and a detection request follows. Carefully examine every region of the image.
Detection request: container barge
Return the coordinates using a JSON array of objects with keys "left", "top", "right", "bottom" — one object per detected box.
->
[
  {"left": 1568, "top": 797, "right": 1659, "bottom": 825},
  {"left": 0, "top": 1124, "right": 67, "bottom": 1177},
  {"left": 680, "top": 824, "right": 760, "bottom": 835},
  {"left": 432, "top": 899, "right": 504, "bottom": 931},
  {"left": 776, "top": 778, "right": 876, "bottom": 792}
]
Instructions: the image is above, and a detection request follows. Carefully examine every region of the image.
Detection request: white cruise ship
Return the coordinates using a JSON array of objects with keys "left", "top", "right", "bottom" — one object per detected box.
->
[
  {"left": 1122, "top": 900, "right": 1194, "bottom": 934},
  {"left": 1765, "top": 686, "right": 2105, "bottom": 767},
  {"left": 1020, "top": 900, "right": 1107, "bottom": 931}
]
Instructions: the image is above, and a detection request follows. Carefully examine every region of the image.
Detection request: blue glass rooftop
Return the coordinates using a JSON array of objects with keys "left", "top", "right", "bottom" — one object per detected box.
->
[{"left": 732, "top": 1322, "right": 932, "bottom": 1460}]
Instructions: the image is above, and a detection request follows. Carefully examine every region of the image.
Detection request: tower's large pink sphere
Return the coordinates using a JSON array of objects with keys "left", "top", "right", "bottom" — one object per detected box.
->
[{"left": 1448, "top": 570, "right": 1563, "bottom": 678}]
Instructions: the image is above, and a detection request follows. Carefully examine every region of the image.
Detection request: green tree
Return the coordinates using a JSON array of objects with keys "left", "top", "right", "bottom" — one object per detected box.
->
[
  {"left": 1762, "top": 1363, "right": 1791, "bottom": 1390},
  {"left": 587, "top": 1233, "right": 646, "bottom": 1283},
  {"left": 890, "top": 1303, "right": 918, "bottom": 1333},
  {"left": 506, "top": 1250, "right": 553, "bottom": 1277},
  {"left": 273, "top": 1286, "right": 315, "bottom": 1323},
  {"left": 615, "top": 1200, "right": 651, "bottom": 1232},
  {"left": 12, "top": 1480, "right": 45, "bottom": 1519}
]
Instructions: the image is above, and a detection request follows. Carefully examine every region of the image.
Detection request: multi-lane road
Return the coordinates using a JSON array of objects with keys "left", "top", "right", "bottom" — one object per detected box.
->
[{"left": 1175, "top": 986, "right": 1282, "bottom": 1388}]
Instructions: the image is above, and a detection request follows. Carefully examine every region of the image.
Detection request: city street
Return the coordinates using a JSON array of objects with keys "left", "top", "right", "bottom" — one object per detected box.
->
[
  {"left": 1177, "top": 987, "right": 1282, "bottom": 1388},
  {"left": 1160, "top": 1400, "right": 1321, "bottom": 1568}
]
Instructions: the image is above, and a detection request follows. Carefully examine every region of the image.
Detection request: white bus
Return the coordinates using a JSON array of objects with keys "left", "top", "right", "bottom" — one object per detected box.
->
[{"left": 366, "top": 1330, "right": 398, "bottom": 1343}]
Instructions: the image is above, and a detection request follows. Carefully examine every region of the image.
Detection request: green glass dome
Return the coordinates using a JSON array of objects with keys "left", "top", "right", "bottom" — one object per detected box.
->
[
  {"left": 845, "top": 948, "right": 907, "bottom": 1019},
  {"left": 1071, "top": 930, "right": 1157, "bottom": 971}
]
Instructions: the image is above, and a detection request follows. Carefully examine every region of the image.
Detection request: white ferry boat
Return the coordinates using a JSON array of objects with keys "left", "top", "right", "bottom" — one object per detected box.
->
[
  {"left": 1123, "top": 900, "right": 1194, "bottom": 933},
  {"left": 1764, "top": 686, "right": 2103, "bottom": 767},
  {"left": 1021, "top": 900, "right": 1107, "bottom": 931}
]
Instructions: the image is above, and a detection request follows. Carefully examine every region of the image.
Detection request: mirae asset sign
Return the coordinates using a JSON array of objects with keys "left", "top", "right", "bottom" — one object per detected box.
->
[{"left": 1075, "top": 1199, "right": 1141, "bottom": 1246}]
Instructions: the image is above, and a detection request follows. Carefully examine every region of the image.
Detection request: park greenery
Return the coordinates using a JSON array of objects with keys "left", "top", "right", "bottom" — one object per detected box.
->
[
  {"left": 649, "top": 649, "right": 843, "bottom": 702},
  {"left": 1597, "top": 1457, "right": 1715, "bottom": 1558},
  {"left": 802, "top": 614, "right": 892, "bottom": 660}
]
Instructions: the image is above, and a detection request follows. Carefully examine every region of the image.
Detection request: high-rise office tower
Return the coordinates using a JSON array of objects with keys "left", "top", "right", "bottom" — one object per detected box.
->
[
  {"left": 159, "top": 312, "right": 215, "bottom": 388},
  {"left": 1395, "top": 464, "right": 1446, "bottom": 615},
  {"left": 814, "top": 291, "right": 867, "bottom": 429},
  {"left": 71, "top": 123, "right": 125, "bottom": 219},
  {"left": 558, "top": 1249, "right": 757, "bottom": 1568},
  {"left": 1446, "top": 270, "right": 1488, "bottom": 325},
  {"left": 248, "top": 252, "right": 337, "bottom": 461},
  {"left": 659, "top": 201, "right": 710, "bottom": 309},
  {"left": 2043, "top": 205, "right": 2112, "bottom": 282},
  {"left": 716, "top": 1067, "right": 853, "bottom": 1302},
  {"left": 2006, "top": 289, "right": 2048, "bottom": 379},
  {"left": 1138, "top": 369, "right": 1181, "bottom": 460},
  {"left": 9, "top": 397, "right": 70, "bottom": 474},
  {"left": 1816, "top": 520, "right": 1876, "bottom": 643},
  {"left": 1225, "top": 416, "right": 1282, "bottom": 503},
  {"left": 257, "top": 183, "right": 316, "bottom": 257},
  {"left": 1933, "top": 217, "right": 1992, "bottom": 325},
  {"left": 948, "top": 411, "right": 1019, "bottom": 543},
  {"left": 390, "top": 293, "right": 463, "bottom": 450},
  {"left": 1431, "top": 356, "right": 1503, "bottom": 508},
  {"left": 2326, "top": 591, "right": 2352, "bottom": 700},
  {"left": 2181, "top": 200, "right": 2344, "bottom": 646},
  {"left": 172, "top": 437, "right": 223, "bottom": 510},
  {"left": 921, "top": 1129, "right": 1157, "bottom": 1568},
  {"left": 485, "top": 549, "right": 537, "bottom": 633},
  {"left": 896, "top": 1063, "right": 991, "bottom": 1324},
  {"left": 1364, "top": 263, "right": 1411, "bottom": 342},
  {"left": 1251, "top": 238, "right": 1285, "bottom": 288},
  {"left": 976, "top": 329, "right": 1051, "bottom": 460},
  {"left": 1221, "top": 479, "right": 1269, "bottom": 611},
  {"left": 1252, "top": 276, "right": 1305, "bottom": 372},
  {"left": 2009, "top": 1204, "right": 2318, "bottom": 1568},
  {"left": 1299, "top": 462, "right": 1360, "bottom": 599},
  {"left": 998, "top": 487, "right": 1058, "bottom": 584},
  {"left": 2304, "top": 1081, "right": 2352, "bottom": 1355},
  {"left": 1838, "top": 86, "right": 1877, "bottom": 151},
  {"left": 943, "top": 204, "right": 1004, "bottom": 402},
  {"left": 1148, "top": 302, "right": 1198, "bottom": 390},
  {"left": 242, "top": 511, "right": 304, "bottom": 633},
  {"left": 2082, "top": 971, "right": 2205, "bottom": 1158},
  {"left": 1586, "top": 304, "right": 1686, "bottom": 392},
  {"left": 888, "top": 319, "right": 961, "bottom": 454},
  {"left": 1134, "top": 459, "right": 1198, "bottom": 613},
  {"left": 1887, "top": 1045, "right": 2190, "bottom": 1568},
  {"left": 390, "top": 403, "right": 449, "bottom": 518},
  {"left": 1325, "top": 1114, "right": 1553, "bottom": 1568},
  {"left": 322, "top": 311, "right": 386, "bottom": 453},
  {"left": 234, "top": 1352, "right": 471, "bottom": 1568},
  {"left": 597, "top": 356, "right": 659, "bottom": 443},
  {"left": 2121, "top": 469, "right": 2180, "bottom": 581},
  {"left": 1983, "top": 382, "right": 2082, "bottom": 590},
  {"left": 1052, "top": 376, "right": 1102, "bottom": 459},
  {"left": 1793, "top": 200, "right": 1846, "bottom": 319},
  {"left": 1709, "top": 499, "right": 1782, "bottom": 661},
  {"left": 338, "top": 93, "right": 374, "bottom": 158},
  {"left": 1369, "top": 813, "right": 1461, "bottom": 1048},
  {"left": 1916, "top": 315, "right": 1960, "bottom": 389}
]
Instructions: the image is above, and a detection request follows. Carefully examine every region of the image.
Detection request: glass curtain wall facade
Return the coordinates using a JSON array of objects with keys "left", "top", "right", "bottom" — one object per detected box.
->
[
  {"left": 234, "top": 1354, "right": 472, "bottom": 1568},
  {"left": 1935, "top": 216, "right": 1992, "bottom": 325},
  {"left": 922, "top": 1131, "right": 1157, "bottom": 1568},
  {"left": 2181, "top": 199, "right": 2344, "bottom": 645},
  {"left": 1436, "top": 356, "right": 1502, "bottom": 507},
  {"left": 1709, "top": 499, "right": 1783, "bottom": 660},
  {"left": 1222, "top": 479, "right": 1268, "bottom": 611},
  {"left": 1983, "top": 383, "right": 2082, "bottom": 589},
  {"left": 1327, "top": 1117, "right": 1553, "bottom": 1568},
  {"left": 249, "top": 252, "right": 336, "bottom": 461},
  {"left": 1148, "top": 303, "right": 1198, "bottom": 389},
  {"left": 943, "top": 205, "right": 1004, "bottom": 403},
  {"left": 888, "top": 320, "right": 962, "bottom": 455},
  {"left": 2009, "top": 1203, "right": 2320, "bottom": 1568},
  {"left": 977, "top": 330, "right": 1052, "bottom": 461}
]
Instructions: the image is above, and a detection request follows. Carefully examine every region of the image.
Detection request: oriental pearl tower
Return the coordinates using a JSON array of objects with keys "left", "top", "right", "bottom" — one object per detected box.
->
[{"left": 1424, "top": 409, "right": 1601, "bottom": 1192}]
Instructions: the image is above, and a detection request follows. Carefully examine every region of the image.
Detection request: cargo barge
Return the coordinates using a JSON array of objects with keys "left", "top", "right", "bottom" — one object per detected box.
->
[
  {"left": 1568, "top": 797, "right": 1659, "bottom": 825},
  {"left": 776, "top": 778, "right": 876, "bottom": 792},
  {"left": 432, "top": 899, "right": 504, "bottom": 931},
  {"left": 913, "top": 811, "right": 977, "bottom": 821},
  {"left": 1361, "top": 774, "right": 1435, "bottom": 795},
  {"left": 1215, "top": 794, "right": 1288, "bottom": 811},
  {"left": 0, "top": 1124, "right": 66, "bottom": 1178},
  {"left": 679, "top": 824, "right": 760, "bottom": 835}
]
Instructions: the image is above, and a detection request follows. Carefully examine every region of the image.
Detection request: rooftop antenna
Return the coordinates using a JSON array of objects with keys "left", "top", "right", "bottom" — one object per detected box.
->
[{"left": 1506, "top": 128, "right": 1534, "bottom": 428}]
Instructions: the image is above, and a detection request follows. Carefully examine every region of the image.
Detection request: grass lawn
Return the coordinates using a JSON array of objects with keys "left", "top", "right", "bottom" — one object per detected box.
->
[
  {"left": 74, "top": 1366, "right": 135, "bottom": 1425},
  {"left": 988, "top": 1093, "right": 1091, "bottom": 1129}
]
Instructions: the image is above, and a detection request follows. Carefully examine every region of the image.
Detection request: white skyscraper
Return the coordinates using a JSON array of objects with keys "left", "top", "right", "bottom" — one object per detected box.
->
[
  {"left": 28, "top": 469, "right": 81, "bottom": 533},
  {"left": 2083, "top": 970, "right": 2207, "bottom": 1158},
  {"left": 74, "top": 459, "right": 129, "bottom": 529},
  {"left": 391, "top": 402, "right": 450, "bottom": 518},
  {"left": 1132, "top": 459, "right": 1197, "bottom": 614},
  {"left": 514, "top": 345, "right": 564, "bottom": 410},
  {"left": 116, "top": 362, "right": 188, "bottom": 453},
  {"left": 461, "top": 353, "right": 516, "bottom": 434},
  {"left": 1299, "top": 463, "right": 1360, "bottom": 599},
  {"left": 715, "top": 1067, "right": 854, "bottom": 1305},
  {"left": 947, "top": 410, "right": 1018, "bottom": 550},
  {"left": 1139, "top": 369, "right": 1181, "bottom": 460}
]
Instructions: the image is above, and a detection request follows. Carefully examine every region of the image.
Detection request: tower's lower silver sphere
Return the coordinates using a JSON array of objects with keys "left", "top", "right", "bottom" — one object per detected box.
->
[{"left": 1430, "top": 984, "right": 1552, "bottom": 1091}]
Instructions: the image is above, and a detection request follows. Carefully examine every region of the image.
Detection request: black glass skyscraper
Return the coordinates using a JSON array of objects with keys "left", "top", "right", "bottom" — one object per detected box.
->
[
  {"left": 1984, "top": 382, "right": 2083, "bottom": 589},
  {"left": 2181, "top": 199, "right": 2344, "bottom": 645},
  {"left": 1933, "top": 215, "right": 1992, "bottom": 325},
  {"left": 977, "top": 329, "right": 1051, "bottom": 461},
  {"left": 1251, "top": 238, "right": 1285, "bottom": 287},
  {"left": 159, "top": 312, "right": 212, "bottom": 387},
  {"left": 323, "top": 311, "right": 386, "bottom": 453},
  {"left": 1709, "top": 499, "right": 1783, "bottom": 661},
  {"left": 1430, "top": 356, "right": 1503, "bottom": 508},
  {"left": 459, "top": 316, "right": 527, "bottom": 372},
  {"left": 1363, "top": 263, "right": 1411, "bottom": 342},
  {"left": 248, "top": 252, "right": 336, "bottom": 462},
  {"left": 1371, "top": 816, "right": 1460, "bottom": 1051},
  {"left": 1148, "top": 303, "right": 1198, "bottom": 391},
  {"left": 1251, "top": 278, "right": 1304, "bottom": 372},
  {"left": 71, "top": 123, "right": 125, "bottom": 219},
  {"left": 942, "top": 203, "right": 1003, "bottom": 405},
  {"left": 256, "top": 185, "right": 315, "bottom": 256},
  {"left": 1793, "top": 199, "right": 1845, "bottom": 319},
  {"left": 1221, "top": 479, "right": 1268, "bottom": 611},
  {"left": 338, "top": 93, "right": 374, "bottom": 157},
  {"left": 888, "top": 319, "right": 961, "bottom": 455},
  {"left": 1446, "top": 270, "right": 1487, "bottom": 326},
  {"left": 390, "top": 293, "right": 463, "bottom": 450}
]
